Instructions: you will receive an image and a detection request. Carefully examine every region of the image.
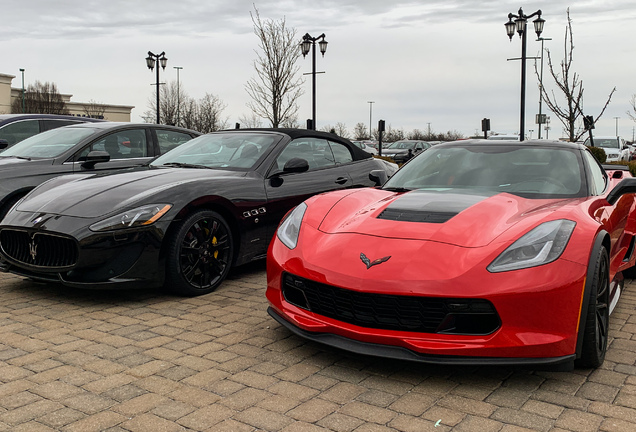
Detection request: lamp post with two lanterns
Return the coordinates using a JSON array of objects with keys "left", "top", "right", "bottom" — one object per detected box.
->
[
  {"left": 300, "top": 33, "right": 327, "bottom": 130},
  {"left": 505, "top": 8, "right": 545, "bottom": 142},
  {"left": 145, "top": 51, "right": 168, "bottom": 124}
]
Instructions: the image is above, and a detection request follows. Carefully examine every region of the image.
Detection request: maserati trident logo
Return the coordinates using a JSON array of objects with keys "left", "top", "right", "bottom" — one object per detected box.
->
[
  {"left": 360, "top": 253, "right": 391, "bottom": 269},
  {"left": 29, "top": 240, "right": 38, "bottom": 261}
]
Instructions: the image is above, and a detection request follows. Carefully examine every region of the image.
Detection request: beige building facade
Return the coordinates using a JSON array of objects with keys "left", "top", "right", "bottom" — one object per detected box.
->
[{"left": 0, "top": 73, "right": 133, "bottom": 121}]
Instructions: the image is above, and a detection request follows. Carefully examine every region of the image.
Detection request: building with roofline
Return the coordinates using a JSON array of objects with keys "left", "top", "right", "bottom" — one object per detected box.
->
[{"left": 0, "top": 73, "right": 133, "bottom": 122}]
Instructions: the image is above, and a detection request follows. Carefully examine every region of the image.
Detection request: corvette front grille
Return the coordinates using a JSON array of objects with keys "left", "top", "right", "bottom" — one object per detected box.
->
[
  {"left": 282, "top": 273, "right": 500, "bottom": 335},
  {"left": 0, "top": 229, "right": 78, "bottom": 269}
]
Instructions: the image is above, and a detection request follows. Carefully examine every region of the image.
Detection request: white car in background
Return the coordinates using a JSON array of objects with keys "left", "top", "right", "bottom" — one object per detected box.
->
[{"left": 583, "top": 136, "right": 629, "bottom": 162}]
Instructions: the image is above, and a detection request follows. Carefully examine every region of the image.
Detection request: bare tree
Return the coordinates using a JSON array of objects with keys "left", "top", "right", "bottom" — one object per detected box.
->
[
  {"left": 238, "top": 112, "right": 264, "bottom": 128},
  {"left": 245, "top": 7, "right": 304, "bottom": 127},
  {"left": 373, "top": 125, "right": 405, "bottom": 143},
  {"left": 143, "top": 82, "right": 227, "bottom": 132},
  {"left": 11, "top": 81, "right": 70, "bottom": 114},
  {"left": 320, "top": 122, "right": 350, "bottom": 138},
  {"left": 537, "top": 9, "right": 615, "bottom": 142},
  {"left": 627, "top": 94, "right": 636, "bottom": 123},
  {"left": 353, "top": 122, "right": 369, "bottom": 140},
  {"left": 196, "top": 93, "right": 229, "bottom": 133},
  {"left": 144, "top": 81, "right": 189, "bottom": 126},
  {"left": 82, "top": 99, "right": 106, "bottom": 119}
]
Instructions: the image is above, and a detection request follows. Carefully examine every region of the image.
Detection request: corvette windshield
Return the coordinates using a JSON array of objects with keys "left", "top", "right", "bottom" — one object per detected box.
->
[
  {"left": 384, "top": 144, "right": 586, "bottom": 198},
  {"left": 0, "top": 127, "right": 96, "bottom": 158},
  {"left": 151, "top": 132, "right": 279, "bottom": 169}
]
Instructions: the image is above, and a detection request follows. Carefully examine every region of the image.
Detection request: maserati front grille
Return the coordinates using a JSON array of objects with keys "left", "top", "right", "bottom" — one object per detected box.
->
[{"left": 0, "top": 229, "right": 78, "bottom": 269}]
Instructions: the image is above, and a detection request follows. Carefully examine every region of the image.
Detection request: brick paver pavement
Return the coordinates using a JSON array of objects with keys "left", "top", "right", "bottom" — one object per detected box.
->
[{"left": 1, "top": 263, "right": 636, "bottom": 431}]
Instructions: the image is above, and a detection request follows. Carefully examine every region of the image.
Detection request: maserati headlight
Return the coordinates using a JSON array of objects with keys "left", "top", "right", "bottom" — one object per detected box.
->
[
  {"left": 487, "top": 219, "right": 576, "bottom": 273},
  {"left": 277, "top": 202, "right": 307, "bottom": 249},
  {"left": 89, "top": 204, "right": 172, "bottom": 232}
]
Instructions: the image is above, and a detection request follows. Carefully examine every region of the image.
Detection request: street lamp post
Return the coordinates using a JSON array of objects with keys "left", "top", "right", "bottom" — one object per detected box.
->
[
  {"left": 146, "top": 51, "right": 168, "bottom": 124},
  {"left": 19, "top": 68, "right": 25, "bottom": 113},
  {"left": 614, "top": 117, "right": 620, "bottom": 136},
  {"left": 536, "top": 36, "right": 551, "bottom": 139},
  {"left": 505, "top": 8, "right": 545, "bottom": 142},
  {"left": 174, "top": 66, "right": 183, "bottom": 127},
  {"left": 300, "top": 33, "right": 327, "bottom": 130},
  {"left": 368, "top": 101, "right": 374, "bottom": 140}
]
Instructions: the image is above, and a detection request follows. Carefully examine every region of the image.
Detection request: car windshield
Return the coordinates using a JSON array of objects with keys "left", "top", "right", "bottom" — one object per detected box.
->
[
  {"left": 386, "top": 141, "right": 416, "bottom": 149},
  {"left": 0, "top": 126, "right": 96, "bottom": 158},
  {"left": 383, "top": 144, "right": 586, "bottom": 198},
  {"left": 151, "top": 132, "right": 280, "bottom": 169}
]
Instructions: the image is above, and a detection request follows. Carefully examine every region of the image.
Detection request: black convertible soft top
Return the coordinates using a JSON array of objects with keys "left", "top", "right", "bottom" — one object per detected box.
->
[{"left": 222, "top": 128, "right": 373, "bottom": 161}]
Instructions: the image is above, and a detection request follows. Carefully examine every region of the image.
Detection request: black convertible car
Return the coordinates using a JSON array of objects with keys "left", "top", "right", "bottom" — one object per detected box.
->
[
  {"left": 0, "top": 129, "right": 397, "bottom": 295},
  {"left": 0, "top": 122, "right": 200, "bottom": 220}
]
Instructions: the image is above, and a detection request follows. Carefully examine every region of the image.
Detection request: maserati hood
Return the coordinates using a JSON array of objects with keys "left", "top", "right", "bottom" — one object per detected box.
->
[
  {"left": 317, "top": 188, "right": 581, "bottom": 248},
  {"left": 15, "top": 168, "right": 246, "bottom": 218}
]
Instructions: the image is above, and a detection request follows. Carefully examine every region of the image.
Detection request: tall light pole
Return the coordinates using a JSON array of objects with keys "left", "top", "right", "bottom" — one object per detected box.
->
[
  {"left": 614, "top": 117, "right": 620, "bottom": 136},
  {"left": 300, "top": 33, "right": 327, "bottom": 130},
  {"left": 536, "top": 36, "right": 551, "bottom": 139},
  {"left": 505, "top": 8, "right": 545, "bottom": 142},
  {"left": 146, "top": 51, "right": 168, "bottom": 124},
  {"left": 174, "top": 66, "right": 183, "bottom": 127},
  {"left": 368, "top": 101, "right": 374, "bottom": 140},
  {"left": 19, "top": 68, "right": 25, "bottom": 113}
]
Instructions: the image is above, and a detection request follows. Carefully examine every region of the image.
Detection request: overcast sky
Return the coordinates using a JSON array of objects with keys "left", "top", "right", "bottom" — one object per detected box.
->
[{"left": 2, "top": 1, "right": 635, "bottom": 139}]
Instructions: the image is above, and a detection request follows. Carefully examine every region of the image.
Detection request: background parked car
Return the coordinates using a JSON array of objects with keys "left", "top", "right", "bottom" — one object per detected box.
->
[
  {"left": 583, "top": 136, "right": 629, "bottom": 162},
  {"left": 382, "top": 140, "right": 433, "bottom": 163},
  {"left": 0, "top": 122, "right": 200, "bottom": 219},
  {"left": 351, "top": 140, "right": 378, "bottom": 155},
  {"left": 0, "top": 114, "right": 104, "bottom": 149}
]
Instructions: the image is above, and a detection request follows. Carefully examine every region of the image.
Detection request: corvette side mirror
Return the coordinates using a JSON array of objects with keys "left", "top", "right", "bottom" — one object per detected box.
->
[
  {"left": 606, "top": 177, "right": 636, "bottom": 205},
  {"left": 81, "top": 150, "right": 111, "bottom": 169},
  {"left": 0, "top": 139, "right": 9, "bottom": 150},
  {"left": 369, "top": 169, "right": 388, "bottom": 186}
]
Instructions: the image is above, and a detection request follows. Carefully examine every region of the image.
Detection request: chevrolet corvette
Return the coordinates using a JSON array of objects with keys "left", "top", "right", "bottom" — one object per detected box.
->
[
  {"left": 267, "top": 139, "right": 636, "bottom": 369},
  {"left": 0, "top": 129, "right": 396, "bottom": 296}
]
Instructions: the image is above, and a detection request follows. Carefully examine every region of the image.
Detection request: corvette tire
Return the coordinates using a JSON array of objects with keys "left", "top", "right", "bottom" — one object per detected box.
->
[
  {"left": 165, "top": 210, "right": 234, "bottom": 296},
  {"left": 576, "top": 247, "right": 610, "bottom": 368}
]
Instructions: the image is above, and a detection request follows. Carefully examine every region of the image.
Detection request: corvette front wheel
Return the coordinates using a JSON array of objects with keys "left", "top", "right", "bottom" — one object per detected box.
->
[
  {"left": 577, "top": 247, "right": 610, "bottom": 368},
  {"left": 165, "top": 210, "right": 234, "bottom": 296}
]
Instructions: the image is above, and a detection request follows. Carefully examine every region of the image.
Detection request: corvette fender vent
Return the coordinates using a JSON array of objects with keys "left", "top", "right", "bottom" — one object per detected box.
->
[
  {"left": 0, "top": 229, "right": 78, "bottom": 270},
  {"left": 377, "top": 208, "right": 457, "bottom": 223},
  {"left": 282, "top": 273, "right": 500, "bottom": 335}
]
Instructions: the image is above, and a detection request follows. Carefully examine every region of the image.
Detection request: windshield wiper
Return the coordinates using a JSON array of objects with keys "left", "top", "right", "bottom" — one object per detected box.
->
[
  {"left": 157, "top": 162, "right": 210, "bottom": 169},
  {"left": 383, "top": 187, "right": 412, "bottom": 193},
  {"left": 0, "top": 155, "right": 32, "bottom": 161}
]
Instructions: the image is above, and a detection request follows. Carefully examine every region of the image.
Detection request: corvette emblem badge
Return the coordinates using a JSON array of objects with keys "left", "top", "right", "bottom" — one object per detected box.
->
[{"left": 360, "top": 253, "right": 391, "bottom": 269}]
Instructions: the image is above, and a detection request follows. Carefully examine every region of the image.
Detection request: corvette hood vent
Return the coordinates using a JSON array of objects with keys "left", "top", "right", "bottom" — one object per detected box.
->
[
  {"left": 377, "top": 208, "right": 457, "bottom": 223},
  {"left": 376, "top": 191, "right": 487, "bottom": 223}
]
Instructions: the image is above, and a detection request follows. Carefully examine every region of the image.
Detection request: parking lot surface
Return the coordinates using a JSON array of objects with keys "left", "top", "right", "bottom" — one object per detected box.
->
[{"left": 1, "top": 264, "right": 636, "bottom": 432}]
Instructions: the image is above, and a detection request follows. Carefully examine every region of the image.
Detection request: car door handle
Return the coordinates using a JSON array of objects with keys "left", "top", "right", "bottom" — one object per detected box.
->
[{"left": 335, "top": 177, "right": 348, "bottom": 185}]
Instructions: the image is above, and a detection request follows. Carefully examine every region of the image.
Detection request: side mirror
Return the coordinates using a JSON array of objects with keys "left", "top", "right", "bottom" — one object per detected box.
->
[
  {"left": 283, "top": 157, "right": 309, "bottom": 173},
  {"left": 369, "top": 169, "right": 388, "bottom": 186},
  {"left": 81, "top": 150, "right": 111, "bottom": 169},
  {"left": 606, "top": 177, "right": 636, "bottom": 205},
  {"left": 0, "top": 139, "right": 9, "bottom": 150}
]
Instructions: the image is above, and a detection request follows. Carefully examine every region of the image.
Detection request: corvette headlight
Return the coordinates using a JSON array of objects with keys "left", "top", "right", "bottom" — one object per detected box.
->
[
  {"left": 277, "top": 202, "right": 307, "bottom": 249},
  {"left": 487, "top": 219, "right": 576, "bottom": 273},
  {"left": 89, "top": 204, "right": 172, "bottom": 232}
]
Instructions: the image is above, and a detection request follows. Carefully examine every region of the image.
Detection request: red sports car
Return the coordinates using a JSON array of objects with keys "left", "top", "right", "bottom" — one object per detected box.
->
[{"left": 266, "top": 139, "right": 636, "bottom": 369}]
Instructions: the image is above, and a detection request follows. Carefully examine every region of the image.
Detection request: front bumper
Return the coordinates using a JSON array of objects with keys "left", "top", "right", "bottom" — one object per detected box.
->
[
  {"left": 0, "top": 216, "right": 169, "bottom": 289},
  {"left": 266, "top": 229, "right": 589, "bottom": 362}
]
